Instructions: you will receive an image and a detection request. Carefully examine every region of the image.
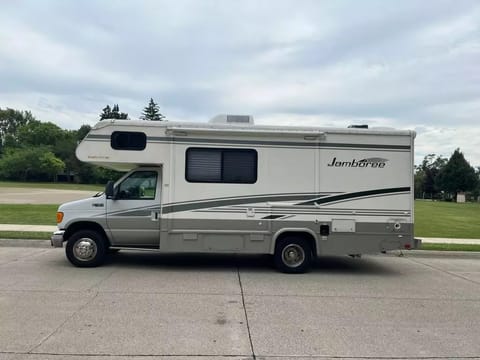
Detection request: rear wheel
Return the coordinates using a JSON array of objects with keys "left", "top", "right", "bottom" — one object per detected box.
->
[
  {"left": 66, "top": 230, "right": 107, "bottom": 267},
  {"left": 274, "top": 236, "right": 312, "bottom": 273}
]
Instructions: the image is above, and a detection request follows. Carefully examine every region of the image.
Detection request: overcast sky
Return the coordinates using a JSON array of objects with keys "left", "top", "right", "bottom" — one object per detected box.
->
[{"left": 1, "top": 0, "right": 479, "bottom": 165}]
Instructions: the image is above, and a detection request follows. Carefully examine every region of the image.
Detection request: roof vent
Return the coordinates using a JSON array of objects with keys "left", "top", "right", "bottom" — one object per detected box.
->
[
  {"left": 209, "top": 114, "right": 254, "bottom": 125},
  {"left": 348, "top": 124, "right": 368, "bottom": 129}
]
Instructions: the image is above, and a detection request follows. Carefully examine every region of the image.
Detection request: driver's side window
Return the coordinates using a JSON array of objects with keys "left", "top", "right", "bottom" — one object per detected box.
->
[{"left": 117, "top": 171, "right": 157, "bottom": 200}]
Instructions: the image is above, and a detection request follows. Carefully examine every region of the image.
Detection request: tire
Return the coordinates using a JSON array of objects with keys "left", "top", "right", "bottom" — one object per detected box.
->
[
  {"left": 66, "top": 230, "right": 107, "bottom": 267},
  {"left": 274, "top": 236, "right": 313, "bottom": 273}
]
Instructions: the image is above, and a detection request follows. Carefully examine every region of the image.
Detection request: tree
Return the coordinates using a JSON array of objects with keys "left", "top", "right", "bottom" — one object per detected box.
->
[
  {"left": 16, "top": 120, "right": 65, "bottom": 147},
  {"left": 76, "top": 124, "right": 91, "bottom": 141},
  {"left": 0, "top": 147, "right": 64, "bottom": 181},
  {"left": 415, "top": 154, "right": 447, "bottom": 199},
  {"left": 0, "top": 108, "right": 36, "bottom": 151},
  {"left": 100, "top": 104, "right": 128, "bottom": 120},
  {"left": 437, "top": 149, "right": 478, "bottom": 200},
  {"left": 141, "top": 98, "right": 165, "bottom": 121}
]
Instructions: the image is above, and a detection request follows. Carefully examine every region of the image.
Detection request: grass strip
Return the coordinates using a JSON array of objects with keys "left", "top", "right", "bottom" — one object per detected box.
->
[
  {"left": 0, "top": 204, "right": 58, "bottom": 225},
  {"left": 0, "top": 231, "right": 52, "bottom": 240},
  {"left": 420, "top": 243, "right": 480, "bottom": 252}
]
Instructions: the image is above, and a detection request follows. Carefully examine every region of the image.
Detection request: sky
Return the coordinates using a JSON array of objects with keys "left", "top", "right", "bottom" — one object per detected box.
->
[{"left": 1, "top": 0, "right": 479, "bottom": 166}]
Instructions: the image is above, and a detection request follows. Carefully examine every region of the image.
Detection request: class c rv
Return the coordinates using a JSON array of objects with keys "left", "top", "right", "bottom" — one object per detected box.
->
[{"left": 52, "top": 115, "right": 418, "bottom": 273}]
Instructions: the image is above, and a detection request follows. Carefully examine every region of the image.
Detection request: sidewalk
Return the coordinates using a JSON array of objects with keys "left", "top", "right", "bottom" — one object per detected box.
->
[
  {"left": 0, "top": 224, "right": 479, "bottom": 245},
  {"left": 0, "top": 224, "right": 57, "bottom": 232}
]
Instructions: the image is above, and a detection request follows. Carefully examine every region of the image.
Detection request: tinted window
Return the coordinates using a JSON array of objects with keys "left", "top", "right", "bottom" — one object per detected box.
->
[
  {"left": 111, "top": 131, "right": 146, "bottom": 150},
  {"left": 186, "top": 148, "right": 257, "bottom": 184}
]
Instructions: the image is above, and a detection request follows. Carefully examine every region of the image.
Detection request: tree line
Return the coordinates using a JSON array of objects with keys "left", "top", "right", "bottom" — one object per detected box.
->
[
  {"left": 0, "top": 99, "right": 165, "bottom": 183},
  {"left": 415, "top": 150, "right": 479, "bottom": 201}
]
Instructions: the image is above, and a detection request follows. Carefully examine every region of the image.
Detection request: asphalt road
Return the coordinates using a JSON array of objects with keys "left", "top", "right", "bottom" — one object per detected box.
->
[{"left": 0, "top": 247, "right": 479, "bottom": 360}]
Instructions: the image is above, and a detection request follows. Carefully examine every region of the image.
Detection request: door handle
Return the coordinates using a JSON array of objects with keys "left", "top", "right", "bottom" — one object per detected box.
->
[{"left": 151, "top": 211, "right": 159, "bottom": 221}]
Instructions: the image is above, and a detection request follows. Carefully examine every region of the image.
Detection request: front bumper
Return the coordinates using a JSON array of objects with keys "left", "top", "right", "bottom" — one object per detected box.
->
[{"left": 51, "top": 230, "right": 65, "bottom": 248}]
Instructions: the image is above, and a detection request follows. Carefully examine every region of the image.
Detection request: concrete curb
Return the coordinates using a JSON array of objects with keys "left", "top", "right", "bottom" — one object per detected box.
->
[{"left": 0, "top": 239, "right": 51, "bottom": 248}]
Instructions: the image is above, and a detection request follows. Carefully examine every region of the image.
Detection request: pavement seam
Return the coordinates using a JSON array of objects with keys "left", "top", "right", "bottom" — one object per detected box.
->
[
  {"left": 27, "top": 291, "right": 100, "bottom": 354},
  {"left": 237, "top": 263, "right": 256, "bottom": 360},
  {"left": 406, "top": 257, "right": 480, "bottom": 286}
]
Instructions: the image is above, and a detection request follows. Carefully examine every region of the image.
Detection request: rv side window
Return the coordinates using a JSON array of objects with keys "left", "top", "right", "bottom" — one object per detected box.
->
[
  {"left": 186, "top": 148, "right": 257, "bottom": 184},
  {"left": 117, "top": 171, "right": 158, "bottom": 200},
  {"left": 111, "top": 131, "right": 147, "bottom": 151}
]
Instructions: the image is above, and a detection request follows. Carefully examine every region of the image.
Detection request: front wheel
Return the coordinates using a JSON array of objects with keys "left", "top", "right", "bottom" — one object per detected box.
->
[
  {"left": 66, "top": 230, "right": 107, "bottom": 267},
  {"left": 274, "top": 237, "right": 313, "bottom": 273}
]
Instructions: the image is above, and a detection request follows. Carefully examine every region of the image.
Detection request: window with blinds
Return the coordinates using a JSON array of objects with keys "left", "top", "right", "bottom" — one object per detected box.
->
[{"left": 186, "top": 148, "right": 257, "bottom": 184}]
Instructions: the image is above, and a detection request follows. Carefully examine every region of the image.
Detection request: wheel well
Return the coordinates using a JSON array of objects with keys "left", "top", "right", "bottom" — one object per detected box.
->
[
  {"left": 275, "top": 231, "right": 317, "bottom": 256},
  {"left": 64, "top": 222, "right": 111, "bottom": 246}
]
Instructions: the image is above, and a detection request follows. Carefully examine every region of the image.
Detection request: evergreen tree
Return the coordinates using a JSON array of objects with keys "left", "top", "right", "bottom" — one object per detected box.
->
[
  {"left": 437, "top": 148, "right": 478, "bottom": 200},
  {"left": 99, "top": 105, "right": 111, "bottom": 120},
  {"left": 141, "top": 98, "right": 165, "bottom": 121},
  {"left": 100, "top": 104, "right": 128, "bottom": 120}
]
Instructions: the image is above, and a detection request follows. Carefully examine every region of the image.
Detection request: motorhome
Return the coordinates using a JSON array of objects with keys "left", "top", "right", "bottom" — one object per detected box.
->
[{"left": 52, "top": 115, "right": 417, "bottom": 273}]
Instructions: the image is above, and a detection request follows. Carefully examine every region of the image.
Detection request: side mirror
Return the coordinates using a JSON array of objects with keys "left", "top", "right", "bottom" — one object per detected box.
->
[{"left": 105, "top": 181, "right": 116, "bottom": 199}]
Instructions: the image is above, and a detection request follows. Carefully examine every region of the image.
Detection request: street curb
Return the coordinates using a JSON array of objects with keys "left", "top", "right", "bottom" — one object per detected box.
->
[
  {"left": 402, "top": 249, "right": 480, "bottom": 258},
  {"left": 0, "top": 239, "right": 51, "bottom": 248}
]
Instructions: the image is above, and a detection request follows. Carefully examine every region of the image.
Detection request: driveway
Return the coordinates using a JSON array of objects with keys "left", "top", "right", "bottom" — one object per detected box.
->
[
  {"left": 0, "top": 187, "right": 96, "bottom": 204},
  {"left": 0, "top": 247, "right": 479, "bottom": 359}
]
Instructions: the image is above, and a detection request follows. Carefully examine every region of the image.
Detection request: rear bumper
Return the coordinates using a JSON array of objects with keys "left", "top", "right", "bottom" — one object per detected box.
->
[
  {"left": 413, "top": 237, "right": 422, "bottom": 249},
  {"left": 51, "top": 231, "right": 65, "bottom": 248}
]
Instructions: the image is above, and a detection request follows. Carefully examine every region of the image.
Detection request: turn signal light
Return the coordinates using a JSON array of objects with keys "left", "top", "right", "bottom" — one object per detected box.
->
[{"left": 56, "top": 212, "right": 64, "bottom": 223}]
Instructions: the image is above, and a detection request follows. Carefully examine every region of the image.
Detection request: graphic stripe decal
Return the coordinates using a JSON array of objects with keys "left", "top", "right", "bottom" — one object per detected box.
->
[
  {"left": 162, "top": 187, "right": 411, "bottom": 214},
  {"left": 162, "top": 192, "right": 330, "bottom": 207},
  {"left": 162, "top": 194, "right": 328, "bottom": 214},
  {"left": 296, "top": 187, "right": 411, "bottom": 206}
]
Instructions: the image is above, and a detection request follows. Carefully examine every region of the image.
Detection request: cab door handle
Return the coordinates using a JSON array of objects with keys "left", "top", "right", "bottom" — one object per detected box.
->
[{"left": 151, "top": 211, "right": 159, "bottom": 221}]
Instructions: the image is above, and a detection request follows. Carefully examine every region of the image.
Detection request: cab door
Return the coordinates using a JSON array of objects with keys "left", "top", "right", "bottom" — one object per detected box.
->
[{"left": 106, "top": 169, "right": 161, "bottom": 248}]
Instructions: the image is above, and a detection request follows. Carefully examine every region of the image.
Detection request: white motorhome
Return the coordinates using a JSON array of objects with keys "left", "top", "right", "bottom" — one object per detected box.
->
[{"left": 52, "top": 115, "right": 417, "bottom": 273}]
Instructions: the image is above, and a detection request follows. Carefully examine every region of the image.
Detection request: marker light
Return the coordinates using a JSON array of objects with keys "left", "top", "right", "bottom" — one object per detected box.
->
[{"left": 56, "top": 212, "right": 64, "bottom": 224}]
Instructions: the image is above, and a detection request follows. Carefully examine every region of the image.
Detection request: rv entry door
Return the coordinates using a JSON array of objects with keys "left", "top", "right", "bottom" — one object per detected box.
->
[{"left": 106, "top": 169, "right": 161, "bottom": 248}]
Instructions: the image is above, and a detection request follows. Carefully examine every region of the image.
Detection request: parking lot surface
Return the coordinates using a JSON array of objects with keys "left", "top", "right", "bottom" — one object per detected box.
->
[{"left": 0, "top": 247, "right": 479, "bottom": 360}]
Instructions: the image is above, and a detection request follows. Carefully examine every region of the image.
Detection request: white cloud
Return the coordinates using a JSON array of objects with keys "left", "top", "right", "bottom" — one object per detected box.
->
[{"left": 0, "top": 0, "right": 479, "bottom": 166}]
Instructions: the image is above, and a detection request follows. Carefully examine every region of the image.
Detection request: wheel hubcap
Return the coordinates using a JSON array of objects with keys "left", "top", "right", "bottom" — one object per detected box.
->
[
  {"left": 73, "top": 238, "right": 97, "bottom": 261},
  {"left": 282, "top": 244, "right": 305, "bottom": 267}
]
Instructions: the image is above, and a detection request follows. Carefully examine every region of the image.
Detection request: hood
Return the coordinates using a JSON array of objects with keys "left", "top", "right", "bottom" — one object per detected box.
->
[{"left": 58, "top": 194, "right": 106, "bottom": 211}]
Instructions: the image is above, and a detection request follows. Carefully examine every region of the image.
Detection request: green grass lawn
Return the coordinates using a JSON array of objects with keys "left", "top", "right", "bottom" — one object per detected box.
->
[
  {"left": 0, "top": 231, "right": 51, "bottom": 240},
  {"left": 414, "top": 200, "right": 480, "bottom": 239},
  {"left": 0, "top": 204, "right": 58, "bottom": 225},
  {"left": 0, "top": 181, "right": 103, "bottom": 191},
  {"left": 420, "top": 243, "right": 480, "bottom": 251}
]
